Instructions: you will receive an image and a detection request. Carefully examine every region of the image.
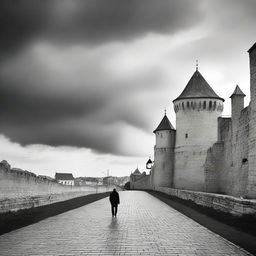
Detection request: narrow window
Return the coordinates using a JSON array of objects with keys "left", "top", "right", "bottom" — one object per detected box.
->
[
  {"left": 187, "top": 101, "right": 190, "bottom": 108},
  {"left": 213, "top": 101, "right": 216, "bottom": 110},
  {"left": 242, "top": 158, "right": 248, "bottom": 164},
  {"left": 185, "top": 133, "right": 188, "bottom": 138},
  {"left": 182, "top": 102, "right": 184, "bottom": 109},
  {"left": 209, "top": 101, "right": 212, "bottom": 110},
  {"left": 203, "top": 101, "right": 206, "bottom": 109}
]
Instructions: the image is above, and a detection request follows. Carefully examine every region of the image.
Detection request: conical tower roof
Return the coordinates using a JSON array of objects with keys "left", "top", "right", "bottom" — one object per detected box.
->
[
  {"left": 230, "top": 85, "right": 245, "bottom": 98},
  {"left": 173, "top": 70, "right": 224, "bottom": 102},
  {"left": 248, "top": 42, "right": 256, "bottom": 53},
  {"left": 153, "top": 114, "right": 175, "bottom": 133},
  {"left": 132, "top": 168, "right": 141, "bottom": 175}
]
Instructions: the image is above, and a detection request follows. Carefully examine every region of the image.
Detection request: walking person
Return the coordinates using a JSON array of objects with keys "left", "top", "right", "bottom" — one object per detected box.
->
[{"left": 109, "top": 188, "right": 120, "bottom": 217}]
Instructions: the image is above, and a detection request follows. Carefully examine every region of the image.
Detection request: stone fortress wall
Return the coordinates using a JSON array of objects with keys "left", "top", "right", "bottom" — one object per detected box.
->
[
  {"left": 130, "top": 42, "right": 256, "bottom": 215},
  {"left": 205, "top": 108, "right": 250, "bottom": 197},
  {"left": 0, "top": 161, "right": 112, "bottom": 213}
]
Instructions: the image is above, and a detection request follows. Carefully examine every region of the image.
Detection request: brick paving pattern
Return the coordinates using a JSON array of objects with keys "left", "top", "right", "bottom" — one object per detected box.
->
[{"left": 0, "top": 191, "right": 252, "bottom": 255}]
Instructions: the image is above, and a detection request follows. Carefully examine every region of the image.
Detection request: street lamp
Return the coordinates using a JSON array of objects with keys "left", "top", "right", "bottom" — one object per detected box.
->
[{"left": 146, "top": 157, "right": 153, "bottom": 169}]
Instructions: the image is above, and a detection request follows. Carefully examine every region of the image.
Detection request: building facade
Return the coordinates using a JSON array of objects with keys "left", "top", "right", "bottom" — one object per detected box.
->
[
  {"left": 130, "top": 42, "right": 256, "bottom": 199},
  {"left": 55, "top": 173, "right": 75, "bottom": 186}
]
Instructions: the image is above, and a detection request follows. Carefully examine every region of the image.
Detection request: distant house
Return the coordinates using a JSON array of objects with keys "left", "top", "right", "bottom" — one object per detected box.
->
[{"left": 55, "top": 173, "right": 75, "bottom": 186}]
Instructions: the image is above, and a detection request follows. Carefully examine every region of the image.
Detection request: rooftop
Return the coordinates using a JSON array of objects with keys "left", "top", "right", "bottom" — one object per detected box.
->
[
  {"left": 248, "top": 42, "right": 256, "bottom": 53},
  {"left": 173, "top": 70, "right": 224, "bottom": 102},
  {"left": 230, "top": 85, "right": 245, "bottom": 98},
  {"left": 154, "top": 114, "right": 175, "bottom": 133},
  {"left": 55, "top": 173, "right": 74, "bottom": 180},
  {"left": 132, "top": 168, "right": 141, "bottom": 176}
]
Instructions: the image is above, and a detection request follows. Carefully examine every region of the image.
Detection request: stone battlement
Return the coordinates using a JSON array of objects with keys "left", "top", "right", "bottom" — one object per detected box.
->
[
  {"left": 0, "top": 160, "right": 113, "bottom": 213},
  {"left": 0, "top": 160, "right": 53, "bottom": 182},
  {"left": 174, "top": 98, "right": 223, "bottom": 113}
]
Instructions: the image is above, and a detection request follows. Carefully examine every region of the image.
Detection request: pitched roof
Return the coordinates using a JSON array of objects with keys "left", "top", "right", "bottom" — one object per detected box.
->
[
  {"left": 153, "top": 114, "right": 175, "bottom": 133},
  {"left": 173, "top": 70, "right": 224, "bottom": 102},
  {"left": 146, "top": 158, "right": 153, "bottom": 165},
  {"left": 248, "top": 42, "right": 256, "bottom": 53},
  {"left": 55, "top": 173, "right": 74, "bottom": 180},
  {"left": 132, "top": 168, "right": 141, "bottom": 175},
  {"left": 230, "top": 85, "right": 245, "bottom": 98}
]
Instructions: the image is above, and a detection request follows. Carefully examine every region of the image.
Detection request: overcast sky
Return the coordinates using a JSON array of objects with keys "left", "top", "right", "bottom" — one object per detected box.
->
[{"left": 0, "top": 0, "right": 255, "bottom": 177}]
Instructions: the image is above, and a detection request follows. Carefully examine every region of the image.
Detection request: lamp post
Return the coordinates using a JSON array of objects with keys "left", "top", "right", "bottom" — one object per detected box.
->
[{"left": 146, "top": 157, "right": 153, "bottom": 169}]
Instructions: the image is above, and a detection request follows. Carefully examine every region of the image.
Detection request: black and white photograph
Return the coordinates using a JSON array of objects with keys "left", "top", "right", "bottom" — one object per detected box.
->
[{"left": 0, "top": 0, "right": 256, "bottom": 255}]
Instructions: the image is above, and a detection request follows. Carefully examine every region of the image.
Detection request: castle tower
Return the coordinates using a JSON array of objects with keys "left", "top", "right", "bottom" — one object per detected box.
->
[
  {"left": 247, "top": 42, "right": 256, "bottom": 198},
  {"left": 152, "top": 113, "right": 175, "bottom": 187},
  {"left": 173, "top": 69, "right": 224, "bottom": 191}
]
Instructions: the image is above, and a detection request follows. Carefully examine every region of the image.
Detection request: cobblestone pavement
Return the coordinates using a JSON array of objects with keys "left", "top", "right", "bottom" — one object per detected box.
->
[{"left": 0, "top": 191, "right": 252, "bottom": 256}]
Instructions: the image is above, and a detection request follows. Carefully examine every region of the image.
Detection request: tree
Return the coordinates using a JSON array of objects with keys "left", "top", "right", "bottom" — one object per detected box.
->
[{"left": 124, "top": 181, "right": 130, "bottom": 190}]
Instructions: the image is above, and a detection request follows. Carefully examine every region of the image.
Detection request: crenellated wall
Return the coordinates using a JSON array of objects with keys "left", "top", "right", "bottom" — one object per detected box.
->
[{"left": 0, "top": 161, "right": 113, "bottom": 213}]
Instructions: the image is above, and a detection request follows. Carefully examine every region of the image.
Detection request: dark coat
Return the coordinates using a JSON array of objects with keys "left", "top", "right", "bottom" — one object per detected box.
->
[{"left": 109, "top": 190, "right": 120, "bottom": 206}]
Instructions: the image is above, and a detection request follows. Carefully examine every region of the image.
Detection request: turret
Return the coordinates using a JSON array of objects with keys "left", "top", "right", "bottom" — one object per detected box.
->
[
  {"left": 152, "top": 113, "right": 175, "bottom": 187},
  {"left": 173, "top": 68, "right": 224, "bottom": 191},
  {"left": 230, "top": 85, "right": 245, "bottom": 131},
  {"left": 173, "top": 69, "right": 224, "bottom": 148}
]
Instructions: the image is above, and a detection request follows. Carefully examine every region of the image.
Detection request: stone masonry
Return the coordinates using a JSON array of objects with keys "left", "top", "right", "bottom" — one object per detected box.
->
[{"left": 248, "top": 43, "right": 256, "bottom": 198}]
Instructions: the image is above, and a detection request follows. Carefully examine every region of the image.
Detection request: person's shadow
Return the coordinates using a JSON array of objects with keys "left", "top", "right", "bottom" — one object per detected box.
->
[
  {"left": 108, "top": 217, "right": 118, "bottom": 231},
  {"left": 106, "top": 217, "right": 120, "bottom": 252}
]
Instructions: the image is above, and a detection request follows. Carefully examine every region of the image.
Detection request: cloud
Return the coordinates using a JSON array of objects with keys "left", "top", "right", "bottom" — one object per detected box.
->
[
  {"left": 0, "top": 0, "right": 203, "bottom": 59},
  {"left": 0, "top": 42, "right": 164, "bottom": 155},
  {"left": 0, "top": 134, "right": 147, "bottom": 177},
  {"left": 1, "top": 0, "right": 255, "bottom": 159}
]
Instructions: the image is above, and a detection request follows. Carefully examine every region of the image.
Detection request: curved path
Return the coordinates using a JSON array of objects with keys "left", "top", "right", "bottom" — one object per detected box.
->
[{"left": 0, "top": 191, "right": 252, "bottom": 255}]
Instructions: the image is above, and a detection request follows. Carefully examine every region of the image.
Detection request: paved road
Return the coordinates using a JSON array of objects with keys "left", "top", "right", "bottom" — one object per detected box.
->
[{"left": 0, "top": 191, "right": 252, "bottom": 256}]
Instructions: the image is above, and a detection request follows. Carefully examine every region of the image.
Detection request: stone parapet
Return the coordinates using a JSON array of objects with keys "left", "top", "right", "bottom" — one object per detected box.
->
[
  {"left": 0, "top": 187, "right": 112, "bottom": 214},
  {"left": 155, "top": 186, "right": 256, "bottom": 216},
  {"left": 0, "top": 160, "right": 114, "bottom": 213}
]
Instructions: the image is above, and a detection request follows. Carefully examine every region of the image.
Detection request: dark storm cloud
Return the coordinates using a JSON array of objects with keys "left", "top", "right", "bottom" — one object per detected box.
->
[
  {"left": 0, "top": 44, "right": 164, "bottom": 155},
  {"left": 0, "top": 0, "right": 203, "bottom": 58},
  {"left": 6, "top": 0, "right": 254, "bottom": 156},
  {"left": 0, "top": 0, "right": 204, "bottom": 155},
  {"left": 49, "top": 0, "right": 203, "bottom": 43},
  {"left": 0, "top": 1, "right": 52, "bottom": 59}
]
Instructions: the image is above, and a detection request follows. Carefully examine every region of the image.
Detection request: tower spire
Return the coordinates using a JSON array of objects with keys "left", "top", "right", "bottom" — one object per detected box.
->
[
  {"left": 164, "top": 108, "right": 166, "bottom": 116},
  {"left": 196, "top": 59, "right": 198, "bottom": 71}
]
